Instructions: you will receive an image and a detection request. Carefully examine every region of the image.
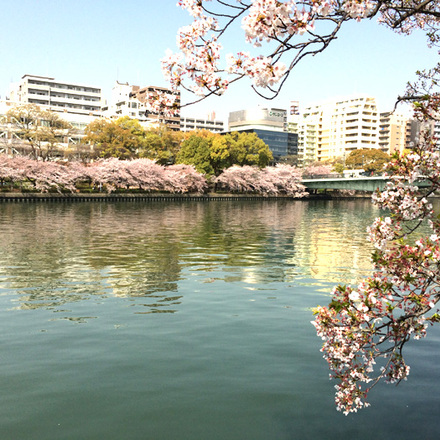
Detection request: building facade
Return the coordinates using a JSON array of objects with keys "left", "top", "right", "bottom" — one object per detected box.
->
[
  {"left": 180, "top": 115, "right": 225, "bottom": 133},
  {"left": 102, "top": 82, "right": 181, "bottom": 131},
  {"left": 131, "top": 85, "right": 180, "bottom": 131},
  {"left": 379, "top": 112, "right": 409, "bottom": 155},
  {"left": 289, "top": 96, "right": 380, "bottom": 164},
  {"left": 228, "top": 107, "right": 297, "bottom": 159},
  {"left": 9, "top": 75, "right": 101, "bottom": 116},
  {"left": 8, "top": 74, "right": 103, "bottom": 137}
]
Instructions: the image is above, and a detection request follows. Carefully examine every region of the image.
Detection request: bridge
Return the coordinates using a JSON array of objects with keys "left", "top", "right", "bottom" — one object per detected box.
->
[{"left": 301, "top": 175, "right": 431, "bottom": 192}]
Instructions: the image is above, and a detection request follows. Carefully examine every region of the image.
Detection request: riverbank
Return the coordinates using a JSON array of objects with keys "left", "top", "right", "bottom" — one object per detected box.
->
[{"left": 0, "top": 191, "right": 373, "bottom": 202}]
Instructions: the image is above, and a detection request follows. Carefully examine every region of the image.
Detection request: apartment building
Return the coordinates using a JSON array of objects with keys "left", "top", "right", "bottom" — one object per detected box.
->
[
  {"left": 9, "top": 74, "right": 102, "bottom": 112},
  {"left": 9, "top": 75, "right": 102, "bottom": 131},
  {"left": 378, "top": 112, "right": 409, "bottom": 154},
  {"left": 101, "top": 81, "right": 151, "bottom": 124},
  {"left": 180, "top": 115, "right": 225, "bottom": 133},
  {"left": 102, "top": 81, "right": 181, "bottom": 131},
  {"left": 290, "top": 96, "right": 380, "bottom": 164},
  {"left": 131, "top": 85, "right": 180, "bottom": 131},
  {"left": 289, "top": 105, "right": 324, "bottom": 165}
]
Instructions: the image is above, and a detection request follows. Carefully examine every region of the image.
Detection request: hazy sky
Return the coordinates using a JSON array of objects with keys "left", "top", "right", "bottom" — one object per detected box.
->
[{"left": 1, "top": 0, "right": 436, "bottom": 120}]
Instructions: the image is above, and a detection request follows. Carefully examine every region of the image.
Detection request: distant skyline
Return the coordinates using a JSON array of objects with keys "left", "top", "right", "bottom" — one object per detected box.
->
[{"left": 1, "top": 0, "right": 436, "bottom": 120}]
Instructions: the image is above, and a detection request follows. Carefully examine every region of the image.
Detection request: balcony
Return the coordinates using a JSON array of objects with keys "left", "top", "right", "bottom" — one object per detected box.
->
[{"left": 48, "top": 85, "right": 101, "bottom": 97}]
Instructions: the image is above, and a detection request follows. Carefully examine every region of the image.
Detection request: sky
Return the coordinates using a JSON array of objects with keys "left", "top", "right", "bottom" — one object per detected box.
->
[{"left": 0, "top": 0, "right": 437, "bottom": 121}]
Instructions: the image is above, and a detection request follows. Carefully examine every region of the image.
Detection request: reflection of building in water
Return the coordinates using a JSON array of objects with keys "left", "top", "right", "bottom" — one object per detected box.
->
[
  {"left": 0, "top": 200, "right": 376, "bottom": 314},
  {"left": 290, "top": 201, "right": 375, "bottom": 284}
]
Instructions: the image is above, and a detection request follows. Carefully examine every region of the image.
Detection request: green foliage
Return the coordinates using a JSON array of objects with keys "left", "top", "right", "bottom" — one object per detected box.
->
[
  {"left": 139, "top": 126, "right": 185, "bottom": 165},
  {"left": 345, "top": 148, "right": 390, "bottom": 173},
  {"left": 225, "top": 131, "right": 273, "bottom": 168},
  {"left": 84, "top": 119, "right": 186, "bottom": 163},
  {"left": 210, "top": 135, "right": 230, "bottom": 175},
  {"left": 333, "top": 162, "right": 344, "bottom": 174},
  {"left": 84, "top": 116, "right": 148, "bottom": 159},
  {"left": 176, "top": 135, "right": 214, "bottom": 175},
  {"left": 175, "top": 130, "right": 273, "bottom": 176}
]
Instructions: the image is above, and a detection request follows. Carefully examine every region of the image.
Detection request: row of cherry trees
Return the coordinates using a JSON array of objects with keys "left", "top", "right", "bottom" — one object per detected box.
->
[
  {"left": 0, "top": 155, "right": 206, "bottom": 194},
  {"left": 0, "top": 154, "right": 308, "bottom": 196},
  {"left": 215, "top": 164, "right": 307, "bottom": 196}
]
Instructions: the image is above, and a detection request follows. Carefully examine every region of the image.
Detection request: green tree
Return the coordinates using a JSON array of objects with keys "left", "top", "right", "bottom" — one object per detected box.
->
[
  {"left": 345, "top": 148, "right": 390, "bottom": 173},
  {"left": 184, "top": 129, "right": 232, "bottom": 175},
  {"left": 175, "top": 130, "right": 273, "bottom": 176},
  {"left": 333, "top": 162, "right": 344, "bottom": 174},
  {"left": 210, "top": 134, "right": 231, "bottom": 176},
  {"left": 226, "top": 132, "right": 273, "bottom": 168},
  {"left": 7, "top": 104, "right": 73, "bottom": 161},
  {"left": 84, "top": 116, "right": 147, "bottom": 159},
  {"left": 176, "top": 135, "right": 214, "bottom": 175},
  {"left": 139, "top": 126, "right": 185, "bottom": 165}
]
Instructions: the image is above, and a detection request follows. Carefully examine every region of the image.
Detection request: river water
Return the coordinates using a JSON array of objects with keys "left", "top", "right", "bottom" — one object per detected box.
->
[{"left": 0, "top": 199, "right": 439, "bottom": 439}]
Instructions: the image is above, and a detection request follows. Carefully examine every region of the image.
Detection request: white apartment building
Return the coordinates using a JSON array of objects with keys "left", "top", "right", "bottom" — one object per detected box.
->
[
  {"left": 3, "top": 74, "right": 105, "bottom": 154},
  {"left": 102, "top": 81, "right": 181, "bottom": 131},
  {"left": 180, "top": 116, "right": 225, "bottom": 132},
  {"left": 101, "top": 81, "right": 151, "bottom": 125},
  {"left": 290, "top": 96, "right": 380, "bottom": 164},
  {"left": 9, "top": 74, "right": 102, "bottom": 132},
  {"left": 289, "top": 106, "right": 323, "bottom": 165}
]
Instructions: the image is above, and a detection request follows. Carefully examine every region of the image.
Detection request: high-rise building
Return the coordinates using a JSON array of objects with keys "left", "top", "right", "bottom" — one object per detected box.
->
[{"left": 290, "top": 95, "right": 380, "bottom": 164}]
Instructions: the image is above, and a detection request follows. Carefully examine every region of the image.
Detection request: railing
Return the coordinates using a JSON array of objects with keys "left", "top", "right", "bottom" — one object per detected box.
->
[{"left": 301, "top": 174, "right": 380, "bottom": 180}]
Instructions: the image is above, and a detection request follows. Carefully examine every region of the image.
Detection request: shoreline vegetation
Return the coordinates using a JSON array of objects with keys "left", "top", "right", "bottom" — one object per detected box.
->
[
  {"left": 0, "top": 154, "right": 377, "bottom": 201},
  {"left": 0, "top": 155, "right": 313, "bottom": 200}
]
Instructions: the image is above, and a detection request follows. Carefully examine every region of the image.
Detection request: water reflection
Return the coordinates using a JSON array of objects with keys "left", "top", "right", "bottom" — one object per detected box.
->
[{"left": 0, "top": 199, "right": 379, "bottom": 313}]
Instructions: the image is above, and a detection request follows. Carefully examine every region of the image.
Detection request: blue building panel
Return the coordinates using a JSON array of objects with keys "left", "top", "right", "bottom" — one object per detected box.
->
[{"left": 229, "top": 129, "right": 298, "bottom": 160}]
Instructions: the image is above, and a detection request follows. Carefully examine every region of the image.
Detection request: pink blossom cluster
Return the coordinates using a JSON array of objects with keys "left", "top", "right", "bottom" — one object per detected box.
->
[
  {"left": 0, "top": 155, "right": 207, "bottom": 194},
  {"left": 161, "top": 3, "right": 228, "bottom": 99},
  {"left": 87, "top": 158, "right": 207, "bottom": 193},
  {"left": 312, "top": 124, "right": 440, "bottom": 414},
  {"left": 302, "top": 164, "right": 335, "bottom": 178},
  {"left": 162, "top": 1, "right": 437, "bottom": 103},
  {"left": 214, "top": 164, "right": 307, "bottom": 197},
  {"left": 242, "top": 0, "right": 317, "bottom": 45},
  {"left": 379, "top": 1, "right": 440, "bottom": 35},
  {"left": 341, "top": 0, "right": 375, "bottom": 20},
  {"left": 226, "top": 53, "right": 287, "bottom": 88},
  {"left": 0, "top": 155, "right": 79, "bottom": 193},
  {"left": 143, "top": 90, "right": 180, "bottom": 119}
]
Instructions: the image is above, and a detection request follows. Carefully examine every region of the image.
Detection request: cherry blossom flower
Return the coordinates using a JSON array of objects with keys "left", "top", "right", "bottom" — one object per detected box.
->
[{"left": 312, "top": 122, "right": 440, "bottom": 414}]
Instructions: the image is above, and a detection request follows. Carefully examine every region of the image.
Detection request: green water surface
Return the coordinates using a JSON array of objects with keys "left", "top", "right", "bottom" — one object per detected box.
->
[{"left": 0, "top": 199, "right": 439, "bottom": 439}]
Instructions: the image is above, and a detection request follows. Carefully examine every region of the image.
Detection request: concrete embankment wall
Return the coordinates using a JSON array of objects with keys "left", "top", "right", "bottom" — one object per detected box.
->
[{"left": 0, "top": 193, "right": 308, "bottom": 202}]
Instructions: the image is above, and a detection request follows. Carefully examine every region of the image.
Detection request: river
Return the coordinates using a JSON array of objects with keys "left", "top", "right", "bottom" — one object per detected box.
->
[{"left": 0, "top": 199, "right": 439, "bottom": 439}]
